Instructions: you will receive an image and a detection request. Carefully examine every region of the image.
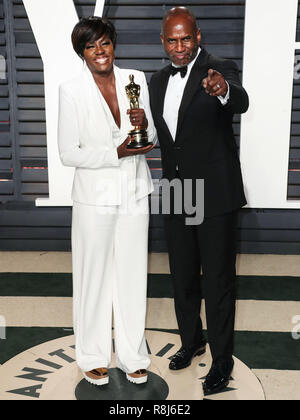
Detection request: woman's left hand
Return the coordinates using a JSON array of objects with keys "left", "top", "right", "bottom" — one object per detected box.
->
[{"left": 127, "top": 109, "right": 148, "bottom": 129}]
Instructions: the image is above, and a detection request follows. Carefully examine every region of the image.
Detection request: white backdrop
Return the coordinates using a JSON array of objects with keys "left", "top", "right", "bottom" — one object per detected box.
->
[
  {"left": 240, "top": 0, "right": 300, "bottom": 208},
  {"left": 23, "top": 0, "right": 300, "bottom": 209}
]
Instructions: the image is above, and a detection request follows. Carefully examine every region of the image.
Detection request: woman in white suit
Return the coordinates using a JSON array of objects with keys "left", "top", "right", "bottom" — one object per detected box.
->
[{"left": 58, "top": 17, "right": 157, "bottom": 386}]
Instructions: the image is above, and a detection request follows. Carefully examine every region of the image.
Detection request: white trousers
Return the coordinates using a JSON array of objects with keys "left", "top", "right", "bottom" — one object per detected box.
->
[{"left": 71, "top": 196, "right": 150, "bottom": 373}]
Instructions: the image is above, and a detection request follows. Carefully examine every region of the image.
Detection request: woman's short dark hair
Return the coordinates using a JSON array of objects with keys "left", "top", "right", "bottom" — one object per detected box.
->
[{"left": 72, "top": 17, "right": 117, "bottom": 59}]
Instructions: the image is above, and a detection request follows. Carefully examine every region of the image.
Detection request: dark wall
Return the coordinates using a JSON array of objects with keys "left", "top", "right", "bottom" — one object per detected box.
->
[{"left": 0, "top": 0, "right": 300, "bottom": 253}]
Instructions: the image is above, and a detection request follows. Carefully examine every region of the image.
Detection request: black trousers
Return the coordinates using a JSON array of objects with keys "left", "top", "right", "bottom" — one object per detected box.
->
[{"left": 164, "top": 210, "right": 238, "bottom": 363}]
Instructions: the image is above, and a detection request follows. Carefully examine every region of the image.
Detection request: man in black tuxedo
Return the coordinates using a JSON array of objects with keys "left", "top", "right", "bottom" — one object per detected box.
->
[{"left": 149, "top": 7, "right": 249, "bottom": 396}]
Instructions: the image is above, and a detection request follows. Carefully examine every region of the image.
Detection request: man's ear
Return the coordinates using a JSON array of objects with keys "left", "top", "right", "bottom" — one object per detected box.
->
[
  {"left": 160, "top": 33, "right": 165, "bottom": 45},
  {"left": 197, "top": 29, "right": 201, "bottom": 46}
]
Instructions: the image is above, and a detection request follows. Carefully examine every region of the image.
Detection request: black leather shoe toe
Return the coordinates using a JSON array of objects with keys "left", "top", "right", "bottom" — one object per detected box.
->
[
  {"left": 203, "top": 358, "right": 234, "bottom": 396},
  {"left": 169, "top": 340, "right": 206, "bottom": 371}
]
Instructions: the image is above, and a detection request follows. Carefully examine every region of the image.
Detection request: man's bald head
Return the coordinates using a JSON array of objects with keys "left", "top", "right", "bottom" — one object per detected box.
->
[
  {"left": 162, "top": 7, "right": 198, "bottom": 36},
  {"left": 160, "top": 6, "right": 201, "bottom": 67}
]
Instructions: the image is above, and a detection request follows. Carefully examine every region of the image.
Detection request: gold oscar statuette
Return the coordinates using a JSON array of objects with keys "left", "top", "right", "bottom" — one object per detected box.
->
[{"left": 125, "top": 74, "right": 153, "bottom": 149}]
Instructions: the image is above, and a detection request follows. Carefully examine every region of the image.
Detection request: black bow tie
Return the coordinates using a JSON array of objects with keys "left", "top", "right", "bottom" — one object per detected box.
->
[{"left": 170, "top": 65, "right": 188, "bottom": 78}]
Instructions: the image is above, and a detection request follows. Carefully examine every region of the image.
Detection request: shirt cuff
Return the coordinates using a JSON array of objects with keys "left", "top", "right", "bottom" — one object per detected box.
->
[{"left": 217, "top": 81, "right": 230, "bottom": 105}]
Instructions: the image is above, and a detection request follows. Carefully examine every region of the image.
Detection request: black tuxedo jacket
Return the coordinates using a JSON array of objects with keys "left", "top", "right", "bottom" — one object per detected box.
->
[{"left": 149, "top": 48, "right": 249, "bottom": 218}]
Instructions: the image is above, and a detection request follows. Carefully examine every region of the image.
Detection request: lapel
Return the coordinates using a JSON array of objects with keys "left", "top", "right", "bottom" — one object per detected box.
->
[
  {"left": 82, "top": 64, "right": 112, "bottom": 145},
  {"left": 155, "top": 65, "right": 174, "bottom": 145},
  {"left": 113, "top": 65, "right": 133, "bottom": 135},
  {"left": 175, "top": 48, "right": 210, "bottom": 142},
  {"left": 82, "top": 64, "right": 132, "bottom": 147},
  {"left": 156, "top": 65, "right": 171, "bottom": 118}
]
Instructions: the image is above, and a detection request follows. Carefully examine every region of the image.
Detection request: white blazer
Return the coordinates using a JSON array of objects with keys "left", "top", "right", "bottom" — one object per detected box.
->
[{"left": 58, "top": 64, "right": 157, "bottom": 206}]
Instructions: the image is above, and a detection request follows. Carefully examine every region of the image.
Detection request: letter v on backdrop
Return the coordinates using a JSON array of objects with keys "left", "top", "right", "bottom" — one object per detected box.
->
[
  {"left": 22, "top": 0, "right": 106, "bottom": 206},
  {"left": 24, "top": 0, "right": 299, "bottom": 209}
]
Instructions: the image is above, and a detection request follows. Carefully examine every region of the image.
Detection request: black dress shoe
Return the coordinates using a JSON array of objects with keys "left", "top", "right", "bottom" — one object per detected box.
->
[
  {"left": 169, "top": 340, "right": 206, "bottom": 371},
  {"left": 203, "top": 358, "right": 234, "bottom": 396}
]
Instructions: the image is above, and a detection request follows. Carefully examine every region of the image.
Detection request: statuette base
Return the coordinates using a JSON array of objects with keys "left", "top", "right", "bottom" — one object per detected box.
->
[{"left": 127, "top": 129, "right": 153, "bottom": 149}]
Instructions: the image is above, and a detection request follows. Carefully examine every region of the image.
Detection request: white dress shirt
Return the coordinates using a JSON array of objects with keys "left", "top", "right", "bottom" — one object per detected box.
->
[{"left": 163, "top": 48, "right": 230, "bottom": 141}]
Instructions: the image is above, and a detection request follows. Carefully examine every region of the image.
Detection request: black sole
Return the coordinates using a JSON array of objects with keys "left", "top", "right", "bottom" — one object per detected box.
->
[
  {"left": 195, "top": 347, "right": 206, "bottom": 357},
  {"left": 203, "top": 381, "right": 230, "bottom": 396}
]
